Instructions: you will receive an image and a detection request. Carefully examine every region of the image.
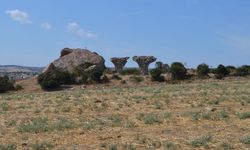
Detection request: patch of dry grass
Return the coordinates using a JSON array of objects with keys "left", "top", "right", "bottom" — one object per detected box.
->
[{"left": 0, "top": 77, "right": 250, "bottom": 149}]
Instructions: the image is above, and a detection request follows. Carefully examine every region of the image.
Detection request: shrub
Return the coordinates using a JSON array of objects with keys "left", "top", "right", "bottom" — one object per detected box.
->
[
  {"left": 31, "top": 142, "right": 54, "bottom": 150},
  {"left": 150, "top": 68, "right": 165, "bottom": 82},
  {"left": 191, "top": 135, "right": 212, "bottom": 148},
  {"left": 143, "top": 113, "right": 161, "bottom": 124},
  {"left": 215, "top": 64, "right": 229, "bottom": 77},
  {"left": 122, "top": 68, "right": 140, "bottom": 75},
  {"left": 0, "top": 144, "right": 16, "bottom": 150},
  {"left": 15, "top": 84, "right": 23, "bottom": 91},
  {"left": 197, "top": 63, "right": 209, "bottom": 77},
  {"left": 235, "top": 66, "right": 249, "bottom": 76},
  {"left": 170, "top": 62, "right": 187, "bottom": 80},
  {"left": 226, "top": 65, "right": 236, "bottom": 75},
  {"left": 90, "top": 70, "right": 103, "bottom": 83},
  {"left": 240, "top": 136, "right": 250, "bottom": 145},
  {"left": 155, "top": 61, "right": 169, "bottom": 73},
  {"left": 0, "top": 76, "right": 15, "bottom": 93},
  {"left": 37, "top": 73, "right": 60, "bottom": 90},
  {"left": 130, "top": 76, "right": 144, "bottom": 83},
  {"left": 57, "top": 71, "right": 75, "bottom": 85},
  {"left": 38, "top": 69, "right": 75, "bottom": 90},
  {"left": 112, "top": 74, "right": 122, "bottom": 80}
]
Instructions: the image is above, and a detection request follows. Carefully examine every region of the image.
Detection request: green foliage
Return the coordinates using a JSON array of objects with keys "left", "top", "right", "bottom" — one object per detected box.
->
[
  {"left": 17, "top": 117, "right": 49, "bottom": 133},
  {"left": 130, "top": 76, "right": 144, "bottom": 83},
  {"left": 112, "top": 74, "right": 122, "bottom": 80},
  {"left": 150, "top": 68, "right": 165, "bottom": 82},
  {"left": 143, "top": 113, "right": 161, "bottom": 124},
  {"left": 31, "top": 142, "right": 54, "bottom": 150},
  {"left": 37, "top": 73, "right": 60, "bottom": 90},
  {"left": 170, "top": 62, "right": 187, "bottom": 80},
  {"left": 238, "top": 112, "right": 250, "bottom": 119},
  {"left": 240, "top": 136, "right": 250, "bottom": 144},
  {"left": 52, "top": 118, "right": 76, "bottom": 131},
  {"left": 226, "top": 65, "right": 236, "bottom": 75},
  {"left": 216, "top": 64, "right": 229, "bottom": 77},
  {"left": 90, "top": 70, "right": 103, "bottom": 83},
  {"left": 0, "top": 76, "right": 15, "bottom": 93},
  {"left": 197, "top": 63, "right": 209, "bottom": 77},
  {"left": 155, "top": 61, "right": 169, "bottom": 73},
  {"left": 0, "top": 144, "right": 16, "bottom": 150},
  {"left": 0, "top": 102, "right": 9, "bottom": 111},
  {"left": 235, "top": 66, "right": 249, "bottom": 76},
  {"left": 191, "top": 135, "right": 212, "bottom": 148},
  {"left": 122, "top": 68, "right": 140, "bottom": 75},
  {"left": 163, "top": 141, "right": 176, "bottom": 150},
  {"left": 14, "top": 84, "right": 23, "bottom": 91},
  {"left": 220, "top": 142, "right": 234, "bottom": 150},
  {"left": 37, "top": 69, "right": 75, "bottom": 90}
]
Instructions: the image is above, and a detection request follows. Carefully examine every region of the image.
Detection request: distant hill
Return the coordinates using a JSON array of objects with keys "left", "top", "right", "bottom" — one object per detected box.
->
[
  {"left": 0, "top": 65, "right": 44, "bottom": 80},
  {"left": 0, "top": 65, "right": 44, "bottom": 73}
]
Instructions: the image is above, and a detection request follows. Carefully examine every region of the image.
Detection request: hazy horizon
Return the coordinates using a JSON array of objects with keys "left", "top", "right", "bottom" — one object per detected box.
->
[{"left": 1, "top": 0, "right": 250, "bottom": 68}]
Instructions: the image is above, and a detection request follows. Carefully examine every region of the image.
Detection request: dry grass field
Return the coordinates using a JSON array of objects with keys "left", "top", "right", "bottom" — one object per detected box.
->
[{"left": 0, "top": 76, "right": 250, "bottom": 149}]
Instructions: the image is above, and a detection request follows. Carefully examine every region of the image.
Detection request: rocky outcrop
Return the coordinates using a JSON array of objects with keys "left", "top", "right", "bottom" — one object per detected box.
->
[
  {"left": 133, "top": 56, "right": 156, "bottom": 75},
  {"left": 43, "top": 48, "right": 106, "bottom": 74},
  {"left": 60, "top": 48, "right": 73, "bottom": 57},
  {"left": 110, "top": 57, "right": 129, "bottom": 74}
]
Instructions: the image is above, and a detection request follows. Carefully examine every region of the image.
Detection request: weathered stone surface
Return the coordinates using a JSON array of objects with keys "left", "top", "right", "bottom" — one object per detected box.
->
[
  {"left": 43, "top": 48, "right": 106, "bottom": 74},
  {"left": 60, "top": 48, "right": 74, "bottom": 57},
  {"left": 110, "top": 57, "right": 130, "bottom": 74},
  {"left": 133, "top": 56, "right": 156, "bottom": 75}
]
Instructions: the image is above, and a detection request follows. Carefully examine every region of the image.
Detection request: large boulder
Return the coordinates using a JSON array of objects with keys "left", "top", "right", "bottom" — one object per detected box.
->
[{"left": 43, "top": 48, "right": 106, "bottom": 74}]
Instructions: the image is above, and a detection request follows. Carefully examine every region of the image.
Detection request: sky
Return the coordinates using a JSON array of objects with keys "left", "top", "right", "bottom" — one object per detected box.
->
[{"left": 1, "top": 0, "right": 250, "bottom": 68}]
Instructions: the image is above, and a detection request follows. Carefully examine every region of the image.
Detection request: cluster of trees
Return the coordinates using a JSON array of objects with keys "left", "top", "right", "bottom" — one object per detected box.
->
[{"left": 150, "top": 62, "right": 250, "bottom": 82}]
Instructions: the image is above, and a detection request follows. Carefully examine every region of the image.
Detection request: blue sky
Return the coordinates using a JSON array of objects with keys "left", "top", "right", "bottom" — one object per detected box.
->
[{"left": 1, "top": 0, "right": 250, "bottom": 68}]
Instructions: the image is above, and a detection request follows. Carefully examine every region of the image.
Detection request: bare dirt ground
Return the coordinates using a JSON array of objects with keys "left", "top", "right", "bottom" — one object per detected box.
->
[{"left": 0, "top": 76, "right": 250, "bottom": 149}]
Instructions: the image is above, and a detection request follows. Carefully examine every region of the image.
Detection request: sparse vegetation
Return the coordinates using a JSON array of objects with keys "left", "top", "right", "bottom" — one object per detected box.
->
[
  {"left": 0, "top": 144, "right": 16, "bottom": 150},
  {"left": 240, "top": 136, "right": 250, "bottom": 145},
  {"left": 237, "top": 112, "right": 250, "bottom": 119},
  {"left": 1, "top": 76, "right": 250, "bottom": 149},
  {"left": 191, "top": 135, "right": 212, "bottom": 148}
]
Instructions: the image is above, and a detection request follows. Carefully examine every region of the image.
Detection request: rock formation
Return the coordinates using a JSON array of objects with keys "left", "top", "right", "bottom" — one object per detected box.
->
[
  {"left": 133, "top": 56, "right": 157, "bottom": 75},
  {"left": 60, "top": 48, "right": 73, "bottom": 57},
  {"left": 43, "top": 48, "right": 106, "bottom": 74},
  {"left": 110, "top": 57, "right": 130, "bottom": 74}
]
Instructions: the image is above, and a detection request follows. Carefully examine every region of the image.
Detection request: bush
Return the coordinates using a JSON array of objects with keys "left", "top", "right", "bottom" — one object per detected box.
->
[
  {"left": 122, "top": 68, "right": 140, "bottom": 75},
  {"left": 216, "top": 64, "right": 229, "bottom": 77},
  {"left": 225, "top": 65, "right": 236, "bottom": 75},
  {"left": 150, "top": 68, "right": 165, "bottom": 82},
  {"left": 197, "top": 63, "right": 209, "bottom": 77},
  {"left": 130, "top": 76, "right": 144, "bottom": 83},
  {"left": 235, "top": 66, "right": 249, "bottom": 76},
  {"left": 90, "top": 70, "right": 103, "bottom": 83},
  {"left": 38, "top": 69, "right": 75, "bottom": 90},
  {"left": 170, "top": 62, "right": 187, "bottom": 80},
  {"left": 57, "top": 71, "right": 75, "bottom": 85},
  {"left": 0, "top": 76, "right": 15, "bottom": 93},
  {"left": 15, "top": 84, "right": 23, "bottom": 91},
  {"left": 155, "top": 61, "right": 169, "bottom": 73},
  {"left": 37, "top": 73, "right": 60, "bottom": 90}
]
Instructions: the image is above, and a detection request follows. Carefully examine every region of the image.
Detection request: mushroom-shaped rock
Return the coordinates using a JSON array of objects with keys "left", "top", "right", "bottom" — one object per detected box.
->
[
  {"left": 133, "top": 56, "right": 157, "bottom": 75},
  {"left": 110, "top": 57, "right": 130, "bottom": 74},
  {"left": 43, "top": 48, "right": 106, "bottom": 74}
]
